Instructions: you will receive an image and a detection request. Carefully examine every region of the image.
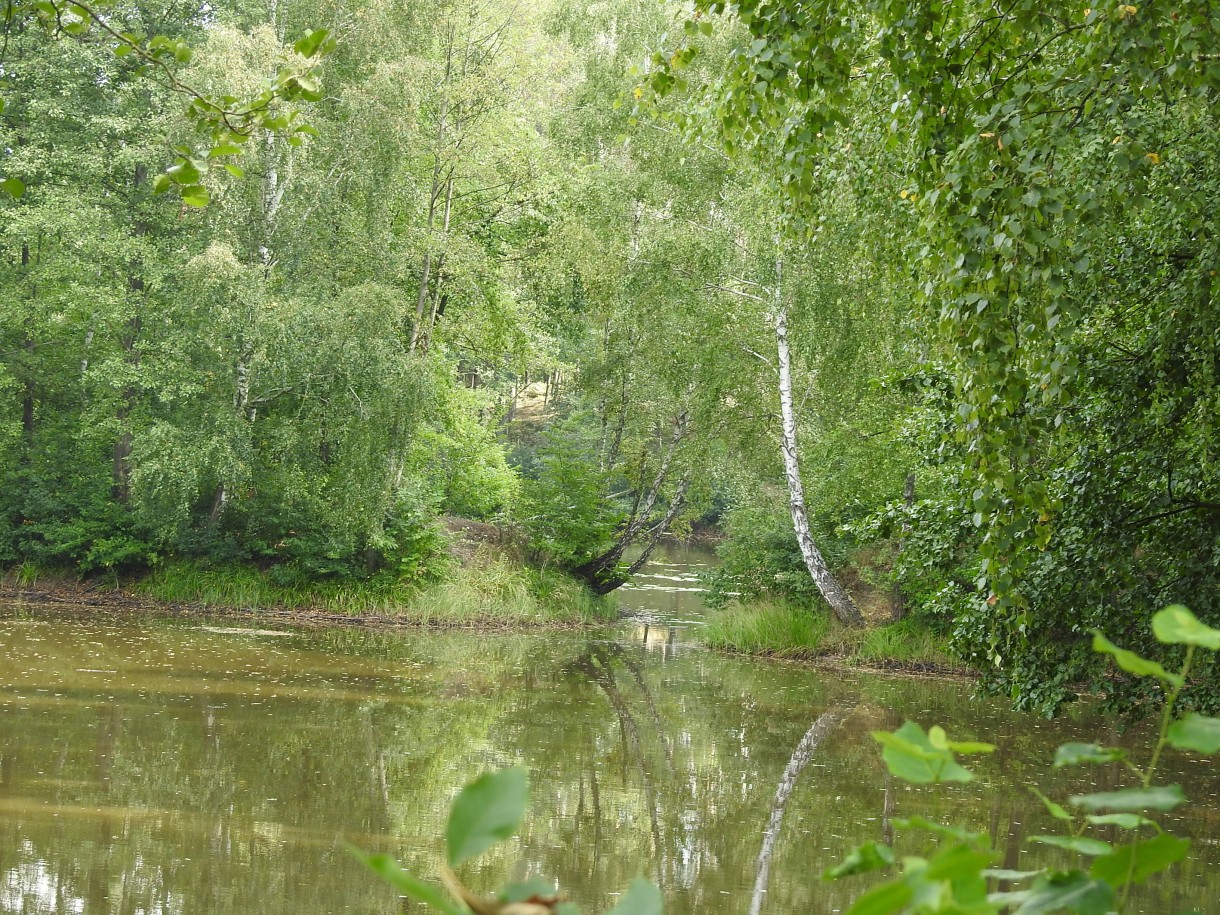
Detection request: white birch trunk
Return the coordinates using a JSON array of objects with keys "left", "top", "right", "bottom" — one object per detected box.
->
[{"left": 773, "top": 255, "right": 866, "bottom": 627}]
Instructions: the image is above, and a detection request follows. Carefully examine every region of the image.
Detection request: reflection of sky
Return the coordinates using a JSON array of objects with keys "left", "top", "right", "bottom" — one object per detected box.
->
[
  {"left": 4, "top": 844, "right": 85, "bottom": 914},
  {"left": 613, "top": 543, "right": 719, "bottom": 628}
]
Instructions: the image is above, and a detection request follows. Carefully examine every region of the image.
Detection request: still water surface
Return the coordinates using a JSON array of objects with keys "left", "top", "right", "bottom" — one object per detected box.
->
[{"left": 2, "top": 547, "right": 1217, "bottom": 914}]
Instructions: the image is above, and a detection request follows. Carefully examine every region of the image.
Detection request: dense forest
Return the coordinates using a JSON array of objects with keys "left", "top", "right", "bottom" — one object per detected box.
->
[{"left": 1, "top": 0, "right": 1218, "bottom": 714}]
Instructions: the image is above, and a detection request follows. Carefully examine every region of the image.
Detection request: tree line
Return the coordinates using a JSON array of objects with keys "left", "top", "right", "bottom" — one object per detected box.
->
[{"left": 2, "top": 0, "right": 1218, "bottom": 711}]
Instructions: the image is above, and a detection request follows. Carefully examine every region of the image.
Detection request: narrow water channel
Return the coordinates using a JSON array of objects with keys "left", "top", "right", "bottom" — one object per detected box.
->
[{"left": 1, "top": 555, "right": 1216, "bottom": 914}]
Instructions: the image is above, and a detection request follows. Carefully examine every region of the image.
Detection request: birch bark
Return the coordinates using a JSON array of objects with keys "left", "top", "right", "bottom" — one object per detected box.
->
[{"left": 772, "top": 253, "right": 866, "bottom": 627}]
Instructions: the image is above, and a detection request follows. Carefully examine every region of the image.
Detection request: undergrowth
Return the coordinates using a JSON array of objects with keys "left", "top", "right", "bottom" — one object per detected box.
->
[{"left": 701, "top": 602, "right": 965, "bottom": 671}]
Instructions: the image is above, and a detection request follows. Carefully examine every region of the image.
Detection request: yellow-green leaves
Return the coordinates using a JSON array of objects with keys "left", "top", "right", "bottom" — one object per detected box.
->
[
  {"left": 1151, "top": 604, "right": 1220, "bottom": 649},
  {"left": 1091, "top": 632, "right": 1182, "bottom": 685},
  {"left": 997, "top": 872, "right": 1114, "bottom": 915},
  {"left": 293, "top": 28, "right": 336, "bottom": 59},
  {"left": 873, "top": 721, "right": 994, "bottom": 784}
]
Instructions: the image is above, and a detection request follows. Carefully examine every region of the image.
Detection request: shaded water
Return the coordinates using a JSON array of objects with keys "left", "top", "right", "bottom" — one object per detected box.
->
[{"left": 1, "top": 554, "right": 1218, "bottom": 915}]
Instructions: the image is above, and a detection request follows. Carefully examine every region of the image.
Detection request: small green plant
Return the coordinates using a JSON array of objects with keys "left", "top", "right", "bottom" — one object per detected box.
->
[
  {"left": 826, "top": 603, "right": 1218, "bottom": 913},
  {"left": 352, "top": 768, "right": 662, "bottom": 915}
]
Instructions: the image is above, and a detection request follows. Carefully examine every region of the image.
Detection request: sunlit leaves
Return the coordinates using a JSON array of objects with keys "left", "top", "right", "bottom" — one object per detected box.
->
[
  {"left": 1091, "top": 632, "right": 1182, "bottom": 685},
  {"left": 293, "top": 28, "right": 335, "bottom": 58},
  {"left": 1084, "top": 813, "right": 1157, "bottom": 830},
  {"left": 1152, "top": 605, "right": 1220, "bottom": 649},
  {"left": 873, "top": 721, "right": 992, "bottom": 784},
  {"left": 0, "top": 0, "right": 334, "bottom": 205}
]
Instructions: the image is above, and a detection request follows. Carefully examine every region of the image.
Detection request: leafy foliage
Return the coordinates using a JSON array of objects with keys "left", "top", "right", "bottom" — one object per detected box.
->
[{"left": 826, "top": 605, "right": 1220, "bottom": 913}]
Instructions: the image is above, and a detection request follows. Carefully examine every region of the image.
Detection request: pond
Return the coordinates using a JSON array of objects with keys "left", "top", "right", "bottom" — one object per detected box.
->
[{"left": 1, "top": 554, "right": 1217, "bottom": 914}]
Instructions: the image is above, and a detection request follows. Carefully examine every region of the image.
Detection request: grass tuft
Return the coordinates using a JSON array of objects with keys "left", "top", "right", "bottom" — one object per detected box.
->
[
  {"left": 701, "top": 601, "right": 967, "bottom": 672},
  {"left": 701, "top": 601, "right": 830, "bottom": 658}
]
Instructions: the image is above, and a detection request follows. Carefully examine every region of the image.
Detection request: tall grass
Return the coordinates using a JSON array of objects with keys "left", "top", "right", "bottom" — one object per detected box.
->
[
  {"left": 701, "top": 601, "right": 967, "bottom": 671},
  {"left": 701, "top": 602, "right": 830, "bottom": 658},
  {"left": 137, "top": 559, "right": 613, "bottom": 626}
]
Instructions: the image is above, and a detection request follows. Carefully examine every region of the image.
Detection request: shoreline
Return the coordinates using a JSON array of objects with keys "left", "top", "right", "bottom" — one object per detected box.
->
[
  {"left": 3, "top": 581, "right": 980, "bottom": 682},
  {"left": 0, "top": 579, "right": 615, "bottom": 633}
]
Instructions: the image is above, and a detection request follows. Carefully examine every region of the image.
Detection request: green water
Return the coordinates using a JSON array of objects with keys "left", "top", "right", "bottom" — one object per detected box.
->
[{"left": 1, "top": 557, "right": 1218, "bottom": 914}]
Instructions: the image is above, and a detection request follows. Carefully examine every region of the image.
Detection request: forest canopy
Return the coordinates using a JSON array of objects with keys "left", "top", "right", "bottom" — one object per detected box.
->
[{"left": 2, "top": 0, "right": 1218, "bottom": 713}]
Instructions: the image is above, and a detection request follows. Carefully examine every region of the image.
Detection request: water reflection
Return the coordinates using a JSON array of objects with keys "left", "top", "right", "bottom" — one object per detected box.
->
[{"left": 1, "top": 603, "right": 1218, "bottom": 915}]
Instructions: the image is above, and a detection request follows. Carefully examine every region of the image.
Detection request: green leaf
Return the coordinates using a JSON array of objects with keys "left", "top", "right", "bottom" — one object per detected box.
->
[
  {"left": 180, "top": 185, "right": 209, "bottom": 208},
  {"left": 166, "top": 161, "right": 202, "bottom": 185},
  {"left": 928, "top": 725, "right": 996, "bottom": 755},
  {"left": 1028, "top": 786, "right": 1073, "bottom": 822},
  {"left": 845, "top": 879, "right": 913, "bottom": 915},
  {"left": 823, "top": 841, "right": 895, "bottom": 880},
  {"left": 445, "top": 767, "right": 528, "bottom": 867},
  {"left": 873, "top": 722, "right": 976, "bottom": 784},
  {"left": 348, "top": 849, "right": 462, "bottom": 915},
  {"left": 223, "top": 164, "right": 246, "bottom": 178},
  {"left": 1151, "top": 605, "right": 1220, "bottom": 649},
  {"left": 1167, "top": 713, "right": 1220, "bottom": 753},
  {"left": 1031, "top": 835, "right": 1113, "bottom": 856},
  {"left": 152, "top": 174, "right": 171, "bottom": 194},
  {"left": 892, "top": 816, "right": 979, "bottom": 842},
  {"left": 0, "top": 177, "right": 25, "bottom": 199},
  {"left": 1009, "top": 871, "right": 1114, "bottom": 915},
  {"left": 1092, "top": 632, "right": 1183, "bottom": 685},
  {"left": 1091, "top": 834, "right": 1189, "bottom": 886},
  {"left": 925, "top": 841, "right": 994, "bottom": 880},
  {"left": 984, "top": 869, "right": 1042, "bottom": 881},
  {"left": 501, "top": 878, "right": 558, "bottom": 903},
  {"left": 1054, "top": 742, "right": 1125, "bottom": 767},
  {"left": 294, "top": 28, "right": 330, "bottom": 58},
  {"left": 1070, "top": 785, "right": 1186, "bottom": 812},
  {"left": 1085, "top": 813, "right": 1156, "bottom": 830},
  {"left": 606, "top": 878, "right": 662, "bottom": 915},
  {"left": 209, "top": 143, "right": 243, "bottom": 157}
]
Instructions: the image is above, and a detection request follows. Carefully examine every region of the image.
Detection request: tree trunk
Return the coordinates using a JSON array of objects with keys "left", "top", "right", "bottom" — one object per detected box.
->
[
  {"left": 410, "top": 27, "right": 455, "bottom": 352},
  {"left": 113, "top": 165, "right": 147, "bottom": 503},
  {"left": 772, "top": 256, "right": 865, "bottom": 628},
  {"left": 891, "top": 472, "right": 916, "bottom": 621},
  {"left": 573, "top": 412, "right": 689, "bottom": 592}
]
